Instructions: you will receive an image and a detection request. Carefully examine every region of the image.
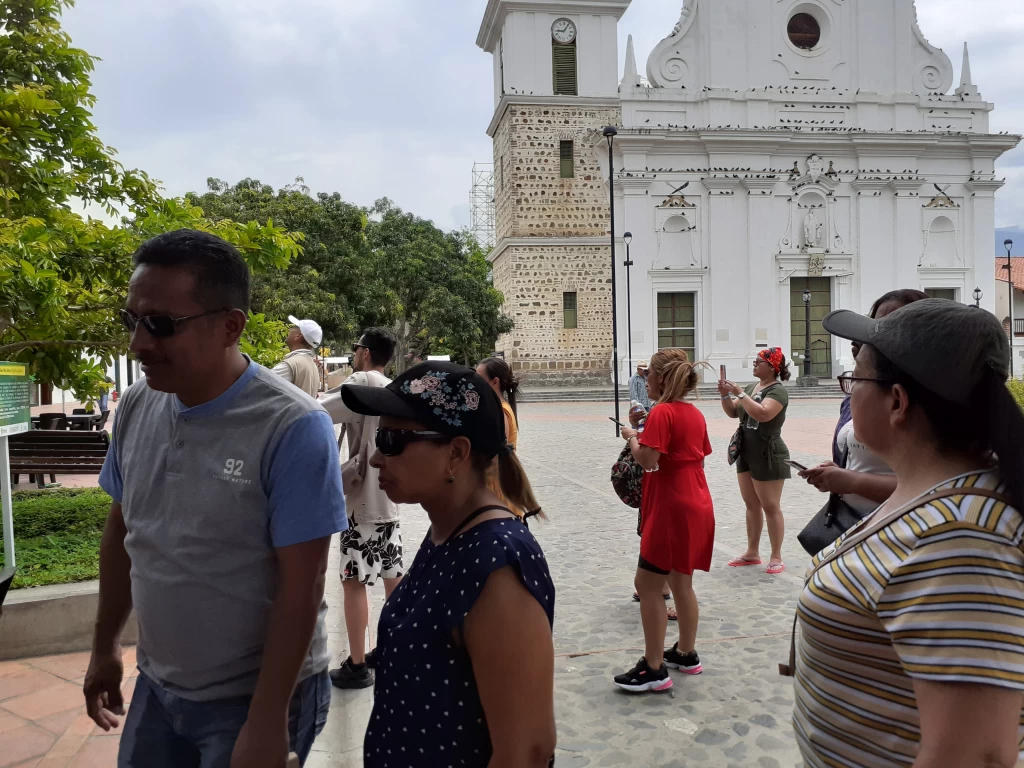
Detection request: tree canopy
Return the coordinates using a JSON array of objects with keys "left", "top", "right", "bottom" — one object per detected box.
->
[
  {"left": 189, "top": 182, "right": 512, "bottom": 370},
  {"left": 0, "top": 0, "right": 302, "bottom": 401}
]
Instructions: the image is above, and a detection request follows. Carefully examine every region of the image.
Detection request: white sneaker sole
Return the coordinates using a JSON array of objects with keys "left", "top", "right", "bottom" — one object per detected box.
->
[{"left": 613, "top": 676, "right": 674, "bottom": 692}]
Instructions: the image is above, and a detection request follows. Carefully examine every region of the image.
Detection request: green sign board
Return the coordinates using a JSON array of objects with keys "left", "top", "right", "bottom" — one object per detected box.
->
[{"left": 0, "top": 362, "right": 31, "bottom": 438}]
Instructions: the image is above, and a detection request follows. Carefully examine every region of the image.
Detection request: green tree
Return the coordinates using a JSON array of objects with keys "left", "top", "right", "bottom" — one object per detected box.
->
[
  {"left": 363, "top": 199, "right": 512, "bottom": 370},
  {"left": 0, "top": 0, "right": 301, "bottom": 400},
  {"left": 187, "top": 178, "right": 369, "bottom": 349}
]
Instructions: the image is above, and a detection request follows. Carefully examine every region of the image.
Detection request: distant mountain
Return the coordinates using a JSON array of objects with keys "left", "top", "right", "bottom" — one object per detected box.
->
[{"left": 997, "top": 227, "right": 1024, "bottom": 256}]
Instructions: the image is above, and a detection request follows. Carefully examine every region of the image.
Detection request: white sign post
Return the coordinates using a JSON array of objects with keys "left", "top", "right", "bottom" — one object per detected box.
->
[{"left": 0, "top": 362, "right": 32, "bottom": 603}]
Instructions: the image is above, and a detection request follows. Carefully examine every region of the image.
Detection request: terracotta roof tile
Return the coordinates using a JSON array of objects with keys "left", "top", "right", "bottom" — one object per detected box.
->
[{"left": 995, "top": 256, "right": 1024, "bottom": 292}]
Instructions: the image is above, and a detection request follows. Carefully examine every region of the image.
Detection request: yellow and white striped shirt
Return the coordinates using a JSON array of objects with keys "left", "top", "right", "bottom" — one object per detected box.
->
[{"left": 794, "top": 470, "right": 1024, "bottom": 767}]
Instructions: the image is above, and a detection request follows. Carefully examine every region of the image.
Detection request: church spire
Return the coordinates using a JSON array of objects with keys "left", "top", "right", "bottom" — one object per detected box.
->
[
  {"left": 959, "top": 42, "right": 974, "bottom": 89},
  {"left": 956, "top": 42, "right": 979, "bottom": 98},
  {"left": 621, "top": 34, "right": 640, "bottom": 88}
]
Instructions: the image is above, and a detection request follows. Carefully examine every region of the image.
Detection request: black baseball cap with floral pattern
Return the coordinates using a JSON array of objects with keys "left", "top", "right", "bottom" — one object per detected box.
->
[{"left": 341, "top": 361, "right": 507, "bottom": 458}]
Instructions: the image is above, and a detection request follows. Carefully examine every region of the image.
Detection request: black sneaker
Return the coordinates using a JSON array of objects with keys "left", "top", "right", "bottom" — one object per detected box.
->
[
  {"left": 364, "top": 648, "right": 377, "bottom": 669},
  {"left": 664, "top": 643, "right": 703, "bottom": 675},
  {"left": 329, "top": 657, "right": 374, "bottom": 689},
  {"left": 613, "top": 657, "right": 673, "bottom": 693}
]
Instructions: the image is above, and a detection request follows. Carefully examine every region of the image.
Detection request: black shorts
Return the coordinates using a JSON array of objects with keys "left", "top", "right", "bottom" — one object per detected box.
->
[{"left": 638, "top": 555, "right": 670, "bottom": 576}]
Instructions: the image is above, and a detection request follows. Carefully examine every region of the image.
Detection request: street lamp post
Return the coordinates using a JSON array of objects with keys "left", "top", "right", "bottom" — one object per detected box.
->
[
  {"left": 603, "top": 125, "right": 621, "bottom": 434},
  {"left": 802, "top": 288, "right": 812, "bottom": 377},
  {"left": 1006, "top": 239, "right": 1015, "bottom": 378},
  {"left": 624, "top": 231, "right": 633, "bottom": 373},
  {"left": 973, "top": 287, "right": 983, "bottom": 308}
]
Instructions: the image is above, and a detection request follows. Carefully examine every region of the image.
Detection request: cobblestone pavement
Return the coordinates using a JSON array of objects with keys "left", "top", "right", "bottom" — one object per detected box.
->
[{"left": 311, "top": 398, "right": 842, "bottom": 768}]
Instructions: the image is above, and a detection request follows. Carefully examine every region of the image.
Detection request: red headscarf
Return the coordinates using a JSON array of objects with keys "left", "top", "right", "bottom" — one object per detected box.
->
[{"left": 757, "top": 347, "right": 785, "bottom": 374}]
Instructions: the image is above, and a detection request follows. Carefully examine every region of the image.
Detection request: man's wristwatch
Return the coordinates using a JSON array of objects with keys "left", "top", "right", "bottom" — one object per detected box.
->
[{"left": 737, "top": 392, "right": 747, "bottom": 400}]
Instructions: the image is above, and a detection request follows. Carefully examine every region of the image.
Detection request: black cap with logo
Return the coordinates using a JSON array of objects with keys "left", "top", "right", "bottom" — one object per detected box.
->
[
  {"left": 341, "top": 361, "right": 507, "bottom": 458},
  {"left": 823, "top": 298, "right": 1009, "bottom": 405}
]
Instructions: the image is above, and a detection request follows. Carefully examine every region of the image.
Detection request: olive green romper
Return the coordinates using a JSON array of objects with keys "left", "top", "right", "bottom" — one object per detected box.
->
[{"left": 735, "top": 382, "right": 791, "bottom": 481}]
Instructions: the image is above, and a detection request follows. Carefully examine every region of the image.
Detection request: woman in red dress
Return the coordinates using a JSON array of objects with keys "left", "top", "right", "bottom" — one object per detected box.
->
[{"left": 614, "top": 349, "right": 715, "bottom": 693}]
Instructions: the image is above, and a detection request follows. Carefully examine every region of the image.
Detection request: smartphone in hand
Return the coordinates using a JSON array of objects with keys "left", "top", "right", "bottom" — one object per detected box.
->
[
  {"left": 720, "top": 365, "right": 727, "bottom": 381},
  {"left": 784, "top": 459, "right": 808, "bottom": 472}
]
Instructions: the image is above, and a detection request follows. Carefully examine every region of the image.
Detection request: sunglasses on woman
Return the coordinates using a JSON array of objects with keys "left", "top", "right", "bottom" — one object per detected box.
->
[
  {"left": 375, "top": 427, "right": 450, "bottom": 457},
  {"left": 119, "top": 308, "right": 230, "bottom": 339}
]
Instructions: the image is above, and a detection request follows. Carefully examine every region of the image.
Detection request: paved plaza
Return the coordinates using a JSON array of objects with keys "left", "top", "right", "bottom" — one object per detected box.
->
[{"left": 1, "top": 397, "right": 842, "bottom": 767}]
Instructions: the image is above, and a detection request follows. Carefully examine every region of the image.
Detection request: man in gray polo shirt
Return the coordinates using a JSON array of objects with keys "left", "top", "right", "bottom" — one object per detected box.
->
[{"left": 84, "top": 230, "right": 347, "bottom": 768}]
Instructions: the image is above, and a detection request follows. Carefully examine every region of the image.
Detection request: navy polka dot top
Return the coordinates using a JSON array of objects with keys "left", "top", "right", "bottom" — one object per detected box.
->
[{"left": 363, "top": 517, "right": 555, "bottom": 767}]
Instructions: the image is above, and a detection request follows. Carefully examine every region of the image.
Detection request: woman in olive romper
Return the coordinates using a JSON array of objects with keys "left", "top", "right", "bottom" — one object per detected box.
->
[{"left": 718, "top": 348, "right": 792, "bottom": 574}]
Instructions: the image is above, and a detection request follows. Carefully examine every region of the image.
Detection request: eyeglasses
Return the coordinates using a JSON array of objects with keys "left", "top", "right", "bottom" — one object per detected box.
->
[
  {"left": 119, "top": 308, "right": 230, "bottom": 339},
  {"left": 375, "top": 427, "right": 449, "bottom": 457},
  {"left": 837, "top": 372, "right": 893, "bottom": 395}
]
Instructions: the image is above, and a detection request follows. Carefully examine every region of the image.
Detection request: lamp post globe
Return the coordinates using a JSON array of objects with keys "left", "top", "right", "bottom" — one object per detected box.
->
[{"left": 973, "top": 287, "right": 982, "bottom": 308}]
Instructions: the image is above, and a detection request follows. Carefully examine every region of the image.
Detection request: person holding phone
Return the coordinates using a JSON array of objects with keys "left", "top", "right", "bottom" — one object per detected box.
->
[
  {"left": 614, "top": 349, "right": 715, "bottom": 693},
  {"left": 719, "top": 347, "right": 792, "bottom": 575}
]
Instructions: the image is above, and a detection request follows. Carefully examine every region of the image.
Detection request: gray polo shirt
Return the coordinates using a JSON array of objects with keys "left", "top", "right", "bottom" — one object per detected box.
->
[{"left": 99, "top": 359, "right": 347, "bottom": 701}]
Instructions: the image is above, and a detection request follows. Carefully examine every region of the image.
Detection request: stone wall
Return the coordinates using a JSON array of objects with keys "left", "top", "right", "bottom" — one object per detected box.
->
[
  {"left": 491, "top": 102, "right": 621, "bottom": 386},
  {"left": 492, "top": 244, "right": 613, "bottom": 387}
]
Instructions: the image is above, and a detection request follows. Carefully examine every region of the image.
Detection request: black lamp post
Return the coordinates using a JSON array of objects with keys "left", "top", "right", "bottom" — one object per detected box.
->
[
  {"left": 802, "top": 288, "right": 812, "bottom": 377},
  {"left": 1006, "top": 239, "right": 1015, "bottom": 378},
  {"left": 973, "top": 287, "right": 983, "bottom": 308},
  {"left": 603, "top": 125, "right": 621, "bottom": 434},
  {"left": 624, "top": 231, "right": 633, "bottom": 373}
]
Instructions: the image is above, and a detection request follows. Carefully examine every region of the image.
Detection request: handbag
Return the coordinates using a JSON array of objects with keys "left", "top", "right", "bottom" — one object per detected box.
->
[
  {"left": 610, "top": 442, "right": 644, "bottom": 511},
  {"left": 797, "top": 494, "right": 865, "bottom": 556},
  {"left": 779, "top": 485, "right": 1012, "bottom": 677},
  {"left": 727, "top": 427, "right": 743, "bottom": 466}
]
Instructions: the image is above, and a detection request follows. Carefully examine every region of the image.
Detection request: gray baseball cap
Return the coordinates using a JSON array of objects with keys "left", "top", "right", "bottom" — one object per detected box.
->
[{"left": 822, "top": 299, "right": 1009, "bottom": 405}]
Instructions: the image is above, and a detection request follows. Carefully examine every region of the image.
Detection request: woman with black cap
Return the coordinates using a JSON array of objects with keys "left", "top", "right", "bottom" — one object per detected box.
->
[
  {"left": 789, "top": 299, "right": 1024, "bottom": 768},
  {"left": 340, "top": 361, "right": 555, "bottom": 768}
]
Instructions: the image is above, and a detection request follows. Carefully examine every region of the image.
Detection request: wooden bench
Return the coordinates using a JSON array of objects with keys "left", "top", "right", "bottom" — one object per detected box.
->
[{"left": 9, "top": 430, "right": 110, "bottom": 489}]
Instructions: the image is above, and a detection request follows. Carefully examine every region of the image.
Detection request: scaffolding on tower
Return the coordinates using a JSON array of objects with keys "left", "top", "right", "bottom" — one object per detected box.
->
[{"left": 469, "top": 162, "right": 496, "bottom": 251}]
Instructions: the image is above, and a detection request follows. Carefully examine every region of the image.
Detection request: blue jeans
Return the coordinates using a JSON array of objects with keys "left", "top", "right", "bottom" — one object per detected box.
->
[{"left": 118, "top": 669, "right": 331, "bottom": 767}]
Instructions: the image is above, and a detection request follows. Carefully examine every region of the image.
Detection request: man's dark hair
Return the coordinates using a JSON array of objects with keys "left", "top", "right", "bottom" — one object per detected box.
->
[
  {"left": 132, "top": 229, "right": 251, "bottom": 314},
  {"left": 867, "top": 289, "right": 929, "bottom": 319},
  {"left": 359, "top": 327, "right": 397, "bottom": 368}
]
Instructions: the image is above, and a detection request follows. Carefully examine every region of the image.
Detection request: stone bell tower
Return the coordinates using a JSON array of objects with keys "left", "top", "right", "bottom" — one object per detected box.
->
[{"left": 476, "top": 0, "right": 631, "bottom": 386}]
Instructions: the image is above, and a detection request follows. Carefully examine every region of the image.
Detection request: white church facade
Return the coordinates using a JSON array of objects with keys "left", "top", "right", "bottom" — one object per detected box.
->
[{"left": 476, "top": 0, "right": 1019, "bottom": 384}]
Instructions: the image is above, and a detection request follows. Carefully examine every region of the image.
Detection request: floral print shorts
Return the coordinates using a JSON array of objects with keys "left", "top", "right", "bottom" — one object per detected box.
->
[{"left": 340, "top": 519, "right": 404, "bottom": 586}]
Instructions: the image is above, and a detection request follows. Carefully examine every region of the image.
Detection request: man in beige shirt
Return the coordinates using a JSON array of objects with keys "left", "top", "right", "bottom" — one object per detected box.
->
[
  {"left": 317, "top": 327, "right": 400, "bottom": 689},
  {"left": 272, "top": 316, "right": 322, "bottom": 398}
]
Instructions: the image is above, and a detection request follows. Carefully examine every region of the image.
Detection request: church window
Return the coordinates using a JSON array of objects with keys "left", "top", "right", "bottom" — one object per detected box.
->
[
  {"left": 563, "top": 292, "right": 578, "bottom": 329},
  {"left": 552, "top": 41, "right": 578, "bottom": 96},
  {"left": 559, "top": 140, "right": 574, "bottom": 178},
  {"left": 657, "top": 293, "right": 696, "bottom": 359},
  {"left": 787, "top": 13, "right": 821, "bottom": 50},
  {"left": 925, "top": 288, "right": 957, "bottom": 301}
]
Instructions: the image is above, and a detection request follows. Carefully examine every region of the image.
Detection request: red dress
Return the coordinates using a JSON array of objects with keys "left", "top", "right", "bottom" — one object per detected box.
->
[{"left": 637, "top": 401, "right": 715, "bottom": 575}]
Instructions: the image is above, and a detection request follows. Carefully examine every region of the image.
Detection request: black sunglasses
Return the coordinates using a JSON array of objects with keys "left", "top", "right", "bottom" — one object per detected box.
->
[
  {"left": 837, "top": 371, "right": 893, "bottom": 395},
  {"left": 119, "top": 308, "right": 231, "bottom": 339},
  {"left": 375, "top": 427, "right": 449, "bottom": 457}
]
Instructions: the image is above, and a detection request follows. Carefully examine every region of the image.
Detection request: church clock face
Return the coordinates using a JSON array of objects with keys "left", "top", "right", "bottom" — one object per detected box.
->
[{"left": 551, "top": 18, "right": 576, "bottom": 44}]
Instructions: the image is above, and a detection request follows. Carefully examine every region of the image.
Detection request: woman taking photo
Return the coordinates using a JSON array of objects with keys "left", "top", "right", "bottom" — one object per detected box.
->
[
  {"left": 613, "top": 349, "right": 715, "bottom": 693},
  {"left": 719, "top": 348, "right": 792, "bottom": 574},
  {"left": 792, "top": 300, "right": 1024, "bottom": 768},
  {"left": 341, "top": 362, "right": 555, "bottom": 767}
]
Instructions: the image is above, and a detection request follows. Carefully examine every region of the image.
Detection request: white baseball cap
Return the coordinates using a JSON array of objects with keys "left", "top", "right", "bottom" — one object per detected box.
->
[{"left": 288, "top": 315, "right": 323, "bottom": 347}]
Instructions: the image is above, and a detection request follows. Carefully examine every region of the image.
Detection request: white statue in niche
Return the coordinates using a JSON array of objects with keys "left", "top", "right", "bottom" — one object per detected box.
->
[
  {"left": 807, "top": 154, "right": 825, "bottom": 182},
  {"left": 803, "top": 210, "right": 823, "bottom": 250}
]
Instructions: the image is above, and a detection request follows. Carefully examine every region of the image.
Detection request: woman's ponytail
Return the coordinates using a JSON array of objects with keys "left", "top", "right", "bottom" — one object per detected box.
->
[
  {"left": 479, "top": 357, "right": 520, "bottom": 419},
  {"left": 497, "top": 450, "right": 545, "bottom": 520}
]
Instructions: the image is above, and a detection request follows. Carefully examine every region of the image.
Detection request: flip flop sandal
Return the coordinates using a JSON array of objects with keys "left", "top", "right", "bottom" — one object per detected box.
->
[
  {"left": 765, "top": 563, "right": 786, "bottom": 575},
  {"left": 667, "top": 606, "right": 677, "bottom": 621},
  {"left": 632, "top": 592, "right": 671, "bottom": 602},
  {"left": 727, "top": 557, "right": 763, "bottom": 567}
]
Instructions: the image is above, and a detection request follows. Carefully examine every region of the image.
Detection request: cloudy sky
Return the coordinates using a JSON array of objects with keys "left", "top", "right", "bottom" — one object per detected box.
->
[{"left": 63, "top": 0, "right": 1024, "bottom": 233}]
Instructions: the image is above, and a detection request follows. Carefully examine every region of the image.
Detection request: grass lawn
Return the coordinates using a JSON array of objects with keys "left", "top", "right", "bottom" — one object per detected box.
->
[{"left": 1, "top": 487, "right": 111, "bottom": 589}]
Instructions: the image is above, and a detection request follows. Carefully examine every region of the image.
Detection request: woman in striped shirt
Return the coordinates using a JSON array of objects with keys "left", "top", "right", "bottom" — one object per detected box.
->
[{"left": 792, "top": 299, "right": 1024, "bottom": 768}]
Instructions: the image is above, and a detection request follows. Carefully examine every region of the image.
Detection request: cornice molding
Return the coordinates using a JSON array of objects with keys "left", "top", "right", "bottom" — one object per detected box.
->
[
  {"left": 486, "top": 95, "right": 621, "bottom": 137},
  {"left": 477, "top": 0, "right": 631, "bottom": 51},
  {"left": 487, "top": 236, "right": 610, "bottom": 263}
]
